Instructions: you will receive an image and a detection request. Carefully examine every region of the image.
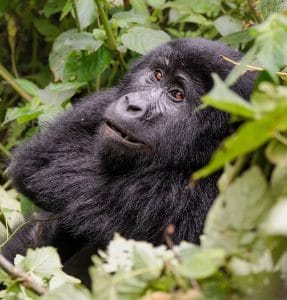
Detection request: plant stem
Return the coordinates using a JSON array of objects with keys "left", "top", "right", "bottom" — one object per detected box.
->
[
  {"left": 94, "top": 0, "right": 117, "bottom": 50},
  {"left": 107, "top": 61, "right": 119, "bottom": 87},
  {"left": 119, "top": 52, "right": 128, "bottom": 70},
  {"left": 0, "top": 254, "right": 47, "bottom": 295},
  {"left": 94, "top": 0, "right": 127, "bottom": 70},
  {"left": 0, "top": 143, "right": 10, "bottom": 157},
  {"left": 96, "top": 74, "right": 101, "bottom": 91},
  {"left": 0, "top": 64, "right": 32, "bottom": 102},
  {"left": 71, "top": 0, "right": 82, "bottom": 32},
  {"left": 247, "top": 0, "right": 262, "bottom": 23}
]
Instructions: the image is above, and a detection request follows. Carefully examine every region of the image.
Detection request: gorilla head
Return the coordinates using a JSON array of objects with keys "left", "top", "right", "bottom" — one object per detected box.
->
[
  {"left": 100, "top": 39, "right": 253, "bottom": 172},
  {"left": 2, "top": 38, "right": 255, "bottom": 284}
]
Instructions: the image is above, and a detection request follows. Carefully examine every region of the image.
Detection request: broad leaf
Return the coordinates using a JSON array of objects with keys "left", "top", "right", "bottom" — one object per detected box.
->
[
  {"left": 15, "top": 79, "right": 40, "bottom": 97},
  {"left": 49, "top": 29, "right": 102, "bottom": 81},
  {"left": 76, "top": 0, "right": 97, "bottom": 30},
  {"left": 193, "top": 105, "right": 287, "bottom": 179},
  {"left": 16, "top": 247, "right": 62, "bottom": 278},
  {"left": 43, "top": 283, "right": 91, "bottom": 300},
  {"left": 214, "top": 16, "right": 241, "bottom": 36},
  {"left": 121, "top": 27, "right": 170, "bottom": 55},
  {"left": 202, "top": 167, "right": 272, "bottom": 253},
  {"left": 202, "top": 74, "right": 255, "bottom": 119},
  {"left": 63, "top": 47, "right": 112, "bottom": 82}
]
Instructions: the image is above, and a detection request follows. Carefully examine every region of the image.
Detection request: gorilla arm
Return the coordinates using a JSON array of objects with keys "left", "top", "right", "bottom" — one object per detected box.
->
[
  {"left": 8, "top": 88, "right": 117, "bottom": 212},
  {"left": 1, "top": 89, "right": 116, "bottom": 262}
]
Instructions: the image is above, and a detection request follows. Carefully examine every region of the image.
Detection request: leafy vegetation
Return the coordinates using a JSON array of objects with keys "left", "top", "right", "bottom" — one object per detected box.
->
[{"left": 1, "top": 0, "right": 287, "bottom": 299}]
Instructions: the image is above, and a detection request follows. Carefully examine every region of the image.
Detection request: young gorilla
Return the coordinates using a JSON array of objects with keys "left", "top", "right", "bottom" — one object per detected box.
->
[{"left": 1, "top": 38, "right": 255, "bottom": 285}]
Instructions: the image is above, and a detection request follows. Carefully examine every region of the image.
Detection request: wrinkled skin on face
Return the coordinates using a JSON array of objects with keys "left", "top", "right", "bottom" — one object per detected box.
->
[{"left": 1, "top": 38, "right": 255, "bottom": 286}]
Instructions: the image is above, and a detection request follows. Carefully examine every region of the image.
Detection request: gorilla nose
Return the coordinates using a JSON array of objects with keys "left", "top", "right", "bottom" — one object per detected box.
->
[{"left": 117, "top": 93, "right": 147, "bottom": 119}]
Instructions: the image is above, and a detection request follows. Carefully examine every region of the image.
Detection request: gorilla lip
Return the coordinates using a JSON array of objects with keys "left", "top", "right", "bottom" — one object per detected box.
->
[{"left": 105, "top": 121, "right": 145, "bottom": 146}]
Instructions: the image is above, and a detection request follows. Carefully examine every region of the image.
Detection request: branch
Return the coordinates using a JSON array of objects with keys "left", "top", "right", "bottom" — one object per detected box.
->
[
  {"left": 0, "top": 64, "right": 32, "bottom": 102},
  {"left": 220, "top": 55, "right": 287, "bottom": 77},
  {"left": 0, "top": 254, "right": 47, "bottom": 295},
  {"left": 94, "top": 0, "right": 117, "bottom": 50}
]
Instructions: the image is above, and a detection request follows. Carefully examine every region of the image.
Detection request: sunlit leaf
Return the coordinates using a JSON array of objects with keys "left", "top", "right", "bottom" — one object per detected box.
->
[{"left": 121, "top": 27, "right": 170, "bottom": 55}]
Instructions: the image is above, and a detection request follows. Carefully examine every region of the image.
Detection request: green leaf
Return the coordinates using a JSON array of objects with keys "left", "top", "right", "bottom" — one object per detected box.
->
[
  {"left": 0, "top": 221, "right": 7, "bottom": 244},
  {"left": 214, "top": 16, "right": 241, "bottom": 36},
  {"left": 90, "top": 262, "right": 117, "bottom": 300},
  {"left": 177, "top": 244, "right": 225, "bottom": 279},
  {"left": 20, "top": 195, "right": 37, "bottom": 219},
  {"left": 76, "top": 0, "right": 97, "bottom": 30},
  {"left": 193, "top": 105, "right": 287, "bottom": 179},
  {"left": 146, "top": 0, "right": 166, "bottom": 8},
  {"left": 33, "top": 18, "right": 60, "bottom": 41},
  {"left": 44, "top": 0, "right": 67, "bottom": 17},
  {"left": 265, "top": 139, "right": 287, "bottom": 165},
  {"left": 48, "top": 271, "right": 81, "bottom": 290},
  {"left": 0, "top": 0, "right": 9, "bottom": 16},
  {"left": 202, "top": 167, "right": 272, "bottom": 253},
  {"left": 263, "top": 198, "right": 287, "bottom": 236},
  {"left": 189, "top": 0, "right": 221, "bottom": 17},
  {"left": 2, "top": 98, "right": 43, "bottom": 125},
  {"left": 132, "top": 243, "right": 163, "bottom": 280},
  {"left": 113, "top": 10, "right": 148, "bottom": 27},
  {"left": 253, "top": 14, "right": 287, "bottom": 80},
  {"left": 178, "top": 13, "right": 209, "bottom": 25},
  {"left": 219, "top": 29, "right": 253, "bottom": 48},
  {"left": 60, "top": 0, "right": 72, "bottom": 20},
  {"left": 15, "top": 79, "right": 40, "bottom": 97},
  {"left": 130, "top": 0, "right": 149, "bottom": 15},
  {"left": 49, "top": 29, "right": 103, "bottom": 81},
  {"left": 121, "top": 27, "right": 170, "bottom": 55},
  {"left": 225, "top": 46, "right": 256, "bottom": 86},
  {"left": 63, "top": 47, "right": 112, "bottom": 82},
  {"left": 16, "top": 247, "right": 62, "bottom": 278},
  {"left": 42, "top": 283, "right": 91, "bottom": 300},
  {"left": 38, "top": 104, "right": 65, "bottom": 125},
  {"left": 38, "top": 82, "right": 86, "bottom": 105},
  {"left": 270, "top": 164, "right": 287, "bottom": 197},
  {"left": 202, "top": 74, "right": 255, "bottom": 119}
]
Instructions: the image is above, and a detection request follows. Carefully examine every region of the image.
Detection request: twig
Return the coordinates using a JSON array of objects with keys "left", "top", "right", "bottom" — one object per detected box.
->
[
  {"left": 2, "top": 180, "right": 12, "bottom": 190},
  {"left": 163, "top": 224, "right": 175, "bottom": 249},
  {"left": 220, "top": 55, "right": 287, "bottom": 77},
  {"left": 247, "top": 0, "right": 262, "bottom": 23},
  {"left": 274, "top": 132, "right": 287, "bottom": 146},
  {"left": 0, "top": 64, "right": 32, "bottom": 102},
  {"left": 0, "top": 254, "right": 47, "bottom": 295},
  {"left": 71, "top": 0, "right": 82, "bottom": 32}
]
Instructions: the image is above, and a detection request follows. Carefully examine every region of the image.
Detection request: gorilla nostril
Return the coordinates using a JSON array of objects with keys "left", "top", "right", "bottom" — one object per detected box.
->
[{"left": 127, "top": 105, "right": 142, "bottom": 112}]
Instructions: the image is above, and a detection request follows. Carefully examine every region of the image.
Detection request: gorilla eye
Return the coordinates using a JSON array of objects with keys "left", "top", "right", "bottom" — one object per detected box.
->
[
  {"left": 170, "top": 89, "right": 185, "bottom": 101},
  {"left": 154, "top": 70, "right": 162, "bottom": 81}
]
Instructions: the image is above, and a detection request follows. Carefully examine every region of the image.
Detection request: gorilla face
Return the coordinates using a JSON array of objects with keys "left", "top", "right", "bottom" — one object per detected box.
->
[{"left": 99, "top": 38, "right": 250, "bottom": 170}]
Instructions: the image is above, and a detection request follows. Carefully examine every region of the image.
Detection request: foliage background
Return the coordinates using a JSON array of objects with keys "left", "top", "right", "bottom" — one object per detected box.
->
[{"left": 1, "top": 0, "right": 287, "bottom": 299}]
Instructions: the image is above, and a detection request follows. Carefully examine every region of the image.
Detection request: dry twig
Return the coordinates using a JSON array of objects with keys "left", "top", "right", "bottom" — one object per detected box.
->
[{"left": 0, "top": 254, "right": 47, "bottom": 295}]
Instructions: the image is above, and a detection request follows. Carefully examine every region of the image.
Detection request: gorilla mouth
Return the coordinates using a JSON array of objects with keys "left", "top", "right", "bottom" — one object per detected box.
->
[{"left": 105, "top": 121, "right": 145, "bottom": 146}]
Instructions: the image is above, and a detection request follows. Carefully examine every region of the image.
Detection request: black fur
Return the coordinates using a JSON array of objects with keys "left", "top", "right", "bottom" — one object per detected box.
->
[{"left": 1, "top": 38, "right": 255, "bottom": 285}]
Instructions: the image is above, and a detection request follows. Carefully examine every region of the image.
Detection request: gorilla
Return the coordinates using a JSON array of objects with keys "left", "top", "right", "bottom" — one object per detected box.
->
[{"left": 1, "top": 38, "right": 255, "bottom": 285}]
